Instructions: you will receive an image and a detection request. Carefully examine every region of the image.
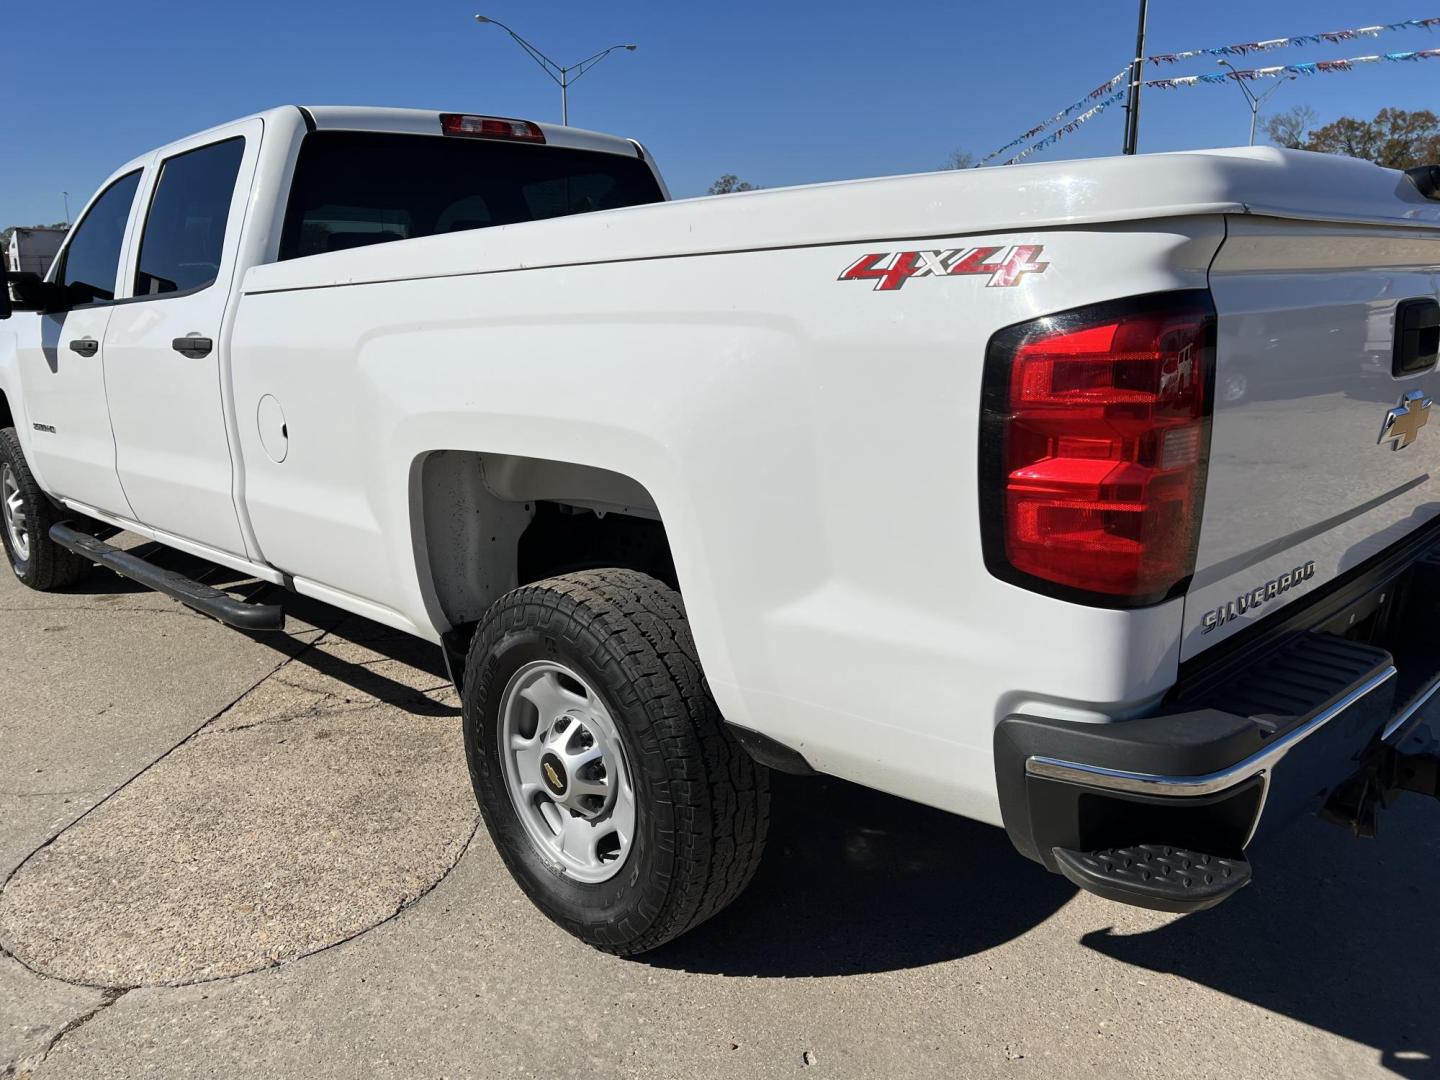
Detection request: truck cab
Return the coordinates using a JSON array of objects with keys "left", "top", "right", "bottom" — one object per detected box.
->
[{"left": 6, "top": 106, "right": 666, "bottom": 578}]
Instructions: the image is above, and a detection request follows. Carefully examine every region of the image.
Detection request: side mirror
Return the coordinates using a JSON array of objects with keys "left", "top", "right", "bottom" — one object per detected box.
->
[
  {"left": 0, "top": 265, "right": 69, "bottom": 319},
  {"left": 1406, "top": 164, "right": 1440, "bottom": 202}
]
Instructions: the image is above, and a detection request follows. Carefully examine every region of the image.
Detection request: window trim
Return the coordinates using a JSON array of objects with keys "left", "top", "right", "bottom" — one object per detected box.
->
[
  {"left": 127, "top": 135, "right": 247, "bottom": 307},
  {"left": 51, "top": 169, "right": 145, "bottom": 310}
]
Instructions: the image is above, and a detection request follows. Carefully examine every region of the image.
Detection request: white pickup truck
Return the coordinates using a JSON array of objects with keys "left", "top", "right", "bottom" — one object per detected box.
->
[{"left": 3, "top": 106, "right": 1440, "bottom": 953}]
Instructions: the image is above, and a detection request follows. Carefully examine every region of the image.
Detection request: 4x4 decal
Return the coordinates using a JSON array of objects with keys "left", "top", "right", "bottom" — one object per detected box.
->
[{"left": 838, "top": 245, "right": 1048, "bottom": 291}]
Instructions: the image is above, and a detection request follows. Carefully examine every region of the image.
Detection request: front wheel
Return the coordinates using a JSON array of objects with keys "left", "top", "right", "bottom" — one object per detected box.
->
[
  {"left": 0, "top": 428, "right": 91, "bottom": 591},
  {"left": 462, "top": 568, "right": 769, "bottom": 955}
]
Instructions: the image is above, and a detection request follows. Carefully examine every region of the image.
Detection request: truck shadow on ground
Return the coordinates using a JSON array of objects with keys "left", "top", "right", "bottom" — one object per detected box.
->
[
  {"left": 58, "top": 543, "right": 459, "bottom": 716},
  {"left": 1080, "top": 799, "right": 1440, "bottom": 1080},
  {"left": 653, "top": 773, "right": 1440, "bottom": 1077},
  {"left": 646, "top": 771, "right": 1076, "bottom": 977}
]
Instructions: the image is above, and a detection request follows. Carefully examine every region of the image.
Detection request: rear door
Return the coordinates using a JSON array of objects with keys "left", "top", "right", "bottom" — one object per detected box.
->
[
  {"left": 102, "top": 123, "right": 259, "bottom": 557},
  {"left": 16, "top": 170, "right": 143, "bottom": 516},
  {"left": 1183, "top": 216, "right": 1440, "bottom": 660}
]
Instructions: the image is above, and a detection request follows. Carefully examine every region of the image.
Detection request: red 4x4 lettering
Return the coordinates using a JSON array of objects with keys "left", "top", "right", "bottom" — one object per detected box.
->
[
  {"left": 835, "top": 251, "right": 926, "bottom": 292},
  {"left": 839, "top": 245, "right": 1048, "bottom": 291}
]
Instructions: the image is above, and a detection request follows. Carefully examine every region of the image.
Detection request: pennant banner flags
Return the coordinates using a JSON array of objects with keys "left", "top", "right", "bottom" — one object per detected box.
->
[
  {"left": 1148, "top": 17, "right": 1440, "bottom": 65},
  {"left": 979, "top": 68, "right": 1129, "bottom": 164},
  {"left": 1001, "top": 91, "right": 1128, "bottom": 166},
  {"left": 1147, "top": 47, "right": 1440, "bottom": 89},
  {"left": 985, "top": 15, "right": 1440, "bottom": 168},
  {"left": 998, "top": 45, "right": 1440, "bottom": 166}
]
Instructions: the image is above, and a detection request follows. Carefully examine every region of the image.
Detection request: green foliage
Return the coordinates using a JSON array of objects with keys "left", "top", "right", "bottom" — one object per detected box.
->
[
  {"left": 707, "top": 175, "right": 759, "bottom": 195},
  {"left": 1302, "top": 108, "right": 1440, "bottom": 168}
]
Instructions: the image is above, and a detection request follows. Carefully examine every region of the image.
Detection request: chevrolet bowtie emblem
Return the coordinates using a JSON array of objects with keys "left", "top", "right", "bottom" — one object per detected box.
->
[{"left": 1380, "top": 389, "right": 1433, "bottom": 451}]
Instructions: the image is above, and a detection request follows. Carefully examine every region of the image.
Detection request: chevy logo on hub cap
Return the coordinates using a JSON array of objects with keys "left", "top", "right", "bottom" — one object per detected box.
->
[
  {"left": 540, "top": 753, "right": 567, "bottom": 797},
  {"left": 1379, "top": 389, "right": 1433, "bottom": 450}
]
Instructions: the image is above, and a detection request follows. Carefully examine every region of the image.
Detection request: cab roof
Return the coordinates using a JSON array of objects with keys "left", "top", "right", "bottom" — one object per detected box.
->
[{"left": 105, "top": 104, "right": 645, "bottom": 179}]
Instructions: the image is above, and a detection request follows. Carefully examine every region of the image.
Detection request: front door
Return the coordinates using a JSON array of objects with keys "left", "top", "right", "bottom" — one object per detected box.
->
[
  {"left": 102, "top": 124, "right": 258, "bottom": 557},
  {"left": 15, "top": 170, "right": 143, "bottom": 517}
]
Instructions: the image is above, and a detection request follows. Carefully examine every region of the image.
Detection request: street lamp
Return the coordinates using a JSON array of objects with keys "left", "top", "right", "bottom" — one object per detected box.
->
[
  {"left": 1217, "top": 59, "right": 1297, "bottom": 146},
  {"left": 474, "top": 15, "right": 636, "bottom": 126}
]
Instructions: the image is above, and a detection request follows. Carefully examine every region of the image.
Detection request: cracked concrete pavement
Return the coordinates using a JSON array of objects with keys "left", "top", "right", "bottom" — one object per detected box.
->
[{"left": 3, "top": 545, "right": 1440, "bottom": 1078}]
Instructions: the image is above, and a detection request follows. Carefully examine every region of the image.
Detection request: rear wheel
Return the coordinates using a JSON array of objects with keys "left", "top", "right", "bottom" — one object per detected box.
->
[
  {"left": 0, "top": 428, "right": 90, "bottom": 591},
  {"left": 462, "top": 568, "right": 769, "bottom": 955}
]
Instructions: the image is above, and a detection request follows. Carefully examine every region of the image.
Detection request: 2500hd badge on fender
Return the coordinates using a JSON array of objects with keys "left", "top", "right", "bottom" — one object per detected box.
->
[{"left": 2, "top": 107, "right": 1440, "bottom": 950}]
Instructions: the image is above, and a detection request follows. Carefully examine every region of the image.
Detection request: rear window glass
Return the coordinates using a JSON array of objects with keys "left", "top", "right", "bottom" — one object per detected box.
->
[{"left": 278, "top": 131, "right": 663, "bottom": 261}]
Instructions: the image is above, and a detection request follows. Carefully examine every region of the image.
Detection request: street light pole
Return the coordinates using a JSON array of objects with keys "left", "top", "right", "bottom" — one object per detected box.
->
[
  {"left": 474, "top": 15, "right": 636, "bottom": 126},
  {"left": 1122, "top": 0, "right": 1149, "bottom": 154},
  {"left": 1217, "top": 60, "right": 1297, "bottom": 146}
]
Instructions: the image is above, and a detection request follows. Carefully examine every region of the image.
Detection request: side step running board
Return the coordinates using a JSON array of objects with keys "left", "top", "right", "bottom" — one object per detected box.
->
[
  {"left": 1052, "top": 844, "right": 1251, "bottom": 913},
  {"left": 49, "top": 523, "right": 285, "bottom": 632}
]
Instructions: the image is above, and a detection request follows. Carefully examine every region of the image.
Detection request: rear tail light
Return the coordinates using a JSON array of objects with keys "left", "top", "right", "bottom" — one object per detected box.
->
[
  {"left": 979, "top": 291, "right": 1217, "bottom": 606},
  {"left": 440, "top": 113, "right": 546, "bottom": 142}
]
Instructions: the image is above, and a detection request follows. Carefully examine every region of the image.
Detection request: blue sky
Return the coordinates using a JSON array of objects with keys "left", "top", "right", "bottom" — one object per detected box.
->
[{"left": 4, "top": 1, "right": 1438, "bottom": 226}]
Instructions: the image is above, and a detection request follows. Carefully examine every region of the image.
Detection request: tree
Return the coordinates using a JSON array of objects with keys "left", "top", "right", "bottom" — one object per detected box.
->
[
  {"left": 707, "top": 174, "right": 759, "bottom": 195},
  {"left": 1302, "top": 108, "right": 1440, "bottom": 169},
  {"left": 1264, "top": 105, "right": 1317, "bottom": 150},
  {"left": 943, "top": 150, "right": 976, "bottom": 170}
]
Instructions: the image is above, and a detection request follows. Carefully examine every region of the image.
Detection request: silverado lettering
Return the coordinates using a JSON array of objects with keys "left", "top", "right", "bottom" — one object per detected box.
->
[{"left": 1201, "top": 561, "right": 1317, "bottom": 634}]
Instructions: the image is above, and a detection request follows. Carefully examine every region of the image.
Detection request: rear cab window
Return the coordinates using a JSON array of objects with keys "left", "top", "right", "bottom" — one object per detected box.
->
[{"left": 277, "top": 132, "right": 664, "bottom": 261}]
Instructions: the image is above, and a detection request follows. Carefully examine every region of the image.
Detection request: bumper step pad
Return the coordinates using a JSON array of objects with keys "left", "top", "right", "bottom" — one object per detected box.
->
[{"left": 1052, "top": 844, "right": 1252, "bottom": 913}]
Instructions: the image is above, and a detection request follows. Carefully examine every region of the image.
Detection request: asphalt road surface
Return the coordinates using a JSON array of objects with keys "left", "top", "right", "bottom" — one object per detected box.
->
[{"left": 3, "top": 545, "right": 1439, "bottom": 1079}]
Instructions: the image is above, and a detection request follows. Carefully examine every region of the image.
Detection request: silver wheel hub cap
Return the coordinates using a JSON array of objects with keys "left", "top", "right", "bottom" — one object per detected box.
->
[
  {"left": 1, "top": 463, "right": 29, "bottom": 564},
  {"left": 498, "top": 660, "right": 636, "bottom": 884}
]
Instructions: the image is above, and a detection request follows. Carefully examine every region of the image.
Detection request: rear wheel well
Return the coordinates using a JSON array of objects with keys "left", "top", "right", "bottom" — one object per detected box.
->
[
  {"left": 417, "top": 450, "right": 676, "bottom": 635},
  {"left": 0, "top": 389, "right": 13, "bottom": 431},
  {"left": 518, "top": 502, "right": 676, "bottom": 591}
]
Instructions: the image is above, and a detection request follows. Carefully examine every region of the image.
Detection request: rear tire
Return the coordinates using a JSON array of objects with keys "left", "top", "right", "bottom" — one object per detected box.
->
[
  {"left": 0, "top": 428, "right": 90, "bottom": 591},
  {"left": 462, "top": 568, "right": 769, "bottom": 955}
]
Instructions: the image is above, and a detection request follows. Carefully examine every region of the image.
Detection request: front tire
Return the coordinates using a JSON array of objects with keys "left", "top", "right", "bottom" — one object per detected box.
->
[
  {"left": 0, "top": 428, "right": 90, "bottom": 591},
  {"left": 463, "top": 568, "right": 769, "bottom": 955}
]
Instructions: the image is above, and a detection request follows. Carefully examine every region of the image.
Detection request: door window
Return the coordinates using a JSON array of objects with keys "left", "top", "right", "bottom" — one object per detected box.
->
[
  {"left": 54, "top": 171, "right": 142, "bottom": 305},
  {"left": 134, "top": 137, "right": 245, "bottom": 297}
]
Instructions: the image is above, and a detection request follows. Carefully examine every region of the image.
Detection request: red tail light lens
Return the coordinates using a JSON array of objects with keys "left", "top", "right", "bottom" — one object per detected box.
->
[
  {"left": 440, "top": 114, "right": 546, "bottom": 142},
  {"left": 979, "top": 291, "right": 1216, "bottom": 606}
]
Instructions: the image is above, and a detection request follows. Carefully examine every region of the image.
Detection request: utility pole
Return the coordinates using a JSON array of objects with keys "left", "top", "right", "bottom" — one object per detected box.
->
[
  {"left": 62, "top": 192, "right": 70, "bottom": 226},
  {"left": 1122, "top": 0, "right": 1149, "bottom": 154}
]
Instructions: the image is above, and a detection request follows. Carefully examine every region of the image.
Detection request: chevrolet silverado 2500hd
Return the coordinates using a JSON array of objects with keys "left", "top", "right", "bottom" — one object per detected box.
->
[{"left": 3, "top": 107, "right": 1440, "bottom": 952}]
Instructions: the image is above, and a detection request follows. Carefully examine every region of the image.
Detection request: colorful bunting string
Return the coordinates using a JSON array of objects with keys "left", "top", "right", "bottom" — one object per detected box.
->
[
  {"left": 1001, "top": 90, "right": 1127, "bottom": 166},
  {"left": 987, "top": 15, "right": 1440, "bottom": 167},
  {"left": 997, "top": 46, "right": 1440, "bottom": 165},
  {"left": 1148, "top": 17, "right": 1440, "bottom": 65},
  {"left": 1147, "top": 46, "right": 1440, "bottom": 89},
  {"left": 978, "top": 69, "right": 1129, "bottom": 164}
]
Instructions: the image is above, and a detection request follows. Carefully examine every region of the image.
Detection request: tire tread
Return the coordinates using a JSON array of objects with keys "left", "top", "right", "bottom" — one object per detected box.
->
[
  {"left": 464, "top": 568, "right": 769, "bottom": 954},
  {"left": 0, "top": 427, "right": 90, "bottom": 591}
]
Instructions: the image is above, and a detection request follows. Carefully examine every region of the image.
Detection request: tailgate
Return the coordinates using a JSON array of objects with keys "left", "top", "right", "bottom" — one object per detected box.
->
[{"left": 1184, "top": 214, "right": 1440, "bottom": 660}]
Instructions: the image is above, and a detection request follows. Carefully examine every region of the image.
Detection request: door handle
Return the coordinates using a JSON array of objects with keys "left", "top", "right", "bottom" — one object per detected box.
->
[
  {"left": 68, "top": 338, "right": 99, "bottom": 357},
  {"left": 171, "top": 336, "right": 213, "bottom": 359}
]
